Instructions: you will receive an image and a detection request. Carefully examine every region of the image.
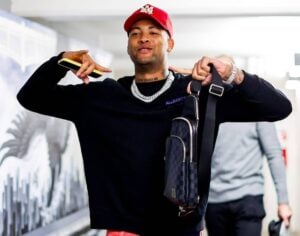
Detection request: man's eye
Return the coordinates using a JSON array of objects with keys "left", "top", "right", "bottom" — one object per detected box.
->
[{"left": 129, "top": 31, "right": 139, "bottom": 37}]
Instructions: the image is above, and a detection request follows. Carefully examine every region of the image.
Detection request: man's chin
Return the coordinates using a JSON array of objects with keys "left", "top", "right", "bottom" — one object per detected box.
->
[{"left": 135, "top": 58, "right": 154, "bottom": 66}]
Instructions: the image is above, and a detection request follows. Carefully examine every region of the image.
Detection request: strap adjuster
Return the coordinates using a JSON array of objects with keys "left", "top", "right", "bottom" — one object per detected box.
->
[{"left": 209, "top": 84, "right": 224, "bottom": 97}]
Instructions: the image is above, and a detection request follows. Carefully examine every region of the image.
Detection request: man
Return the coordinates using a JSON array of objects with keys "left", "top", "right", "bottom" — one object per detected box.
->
[
  {"left": 17, "top": 4, "right": 292, "bottom": 236},
  {"left": 205, "top": 122, "right": 292, "bottom": 236}
]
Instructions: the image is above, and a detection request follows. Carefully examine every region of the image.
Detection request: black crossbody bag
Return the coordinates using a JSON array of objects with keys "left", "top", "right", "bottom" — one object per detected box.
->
[{"left": 163, "top": 64, "right": 224, "bottom": 216}]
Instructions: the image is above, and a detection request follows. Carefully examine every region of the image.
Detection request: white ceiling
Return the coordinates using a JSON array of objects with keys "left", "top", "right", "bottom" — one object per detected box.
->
[
  {"left": 9, "top": 0, "right": 300, "bottom": 77},
  {"left": 10, "top": 0, "right": 300, "bottom": 18}
]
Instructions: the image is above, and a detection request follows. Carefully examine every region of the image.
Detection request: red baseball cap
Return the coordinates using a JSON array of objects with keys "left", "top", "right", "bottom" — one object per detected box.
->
[{"left": 124, "top": 4, "right": 173, "bottom": 37}]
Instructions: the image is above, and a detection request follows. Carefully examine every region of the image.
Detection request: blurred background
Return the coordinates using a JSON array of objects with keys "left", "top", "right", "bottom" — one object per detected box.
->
[{"left": 0, "top": 0, "right": 299, "bottom": 235}]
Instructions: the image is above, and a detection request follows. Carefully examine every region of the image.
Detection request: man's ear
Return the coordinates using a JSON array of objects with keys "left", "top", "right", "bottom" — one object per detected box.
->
[{"left": 167, "top": 38, "right": 175, "bottom": 52}]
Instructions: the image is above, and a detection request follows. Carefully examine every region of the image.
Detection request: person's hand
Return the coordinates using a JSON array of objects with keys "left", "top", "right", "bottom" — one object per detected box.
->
[
  {"left": 278, "top": 203, "right": 292, "bottom": 227},
  {"left": 62, "top": 50, "right": 112, "bottom": 84},
  {"left": 191, "top": 56, "right": 231, "bottom": 86},
  {"left": 169, "top": 66, "right": 192, "bottom": 75},
  {"left": 170, "top": 55, "right": 244, "bottom": 86}
]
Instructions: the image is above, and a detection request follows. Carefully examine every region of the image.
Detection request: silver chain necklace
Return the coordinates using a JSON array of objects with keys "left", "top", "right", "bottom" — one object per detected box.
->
[{"left": 131, "top": 73, "right": 174, "bottom": 103}]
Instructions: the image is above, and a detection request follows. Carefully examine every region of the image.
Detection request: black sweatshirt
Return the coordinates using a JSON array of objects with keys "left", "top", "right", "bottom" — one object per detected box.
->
[{"left": 17, "top": 55, "right": 292, "bottom": 235}]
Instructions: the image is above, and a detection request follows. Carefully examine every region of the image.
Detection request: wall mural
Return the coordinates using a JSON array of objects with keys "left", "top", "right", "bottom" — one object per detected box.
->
[{"left": 0, "top": 11, "right": 89, "bottom": 236}]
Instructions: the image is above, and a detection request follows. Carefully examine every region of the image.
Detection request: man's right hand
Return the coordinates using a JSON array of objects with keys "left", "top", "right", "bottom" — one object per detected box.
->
[
  {"left": 278, "top": 203, "right": 292, "bottom": 227},
  {"left": 170, "top": 55, "right": 244, "bottom": 86},
  {"left": 62, "top": 50, "right": 112, "bottom": 84}
]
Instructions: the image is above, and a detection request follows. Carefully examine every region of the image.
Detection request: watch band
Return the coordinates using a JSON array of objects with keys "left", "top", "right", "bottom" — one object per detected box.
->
[{"left": 224, "top": 62, "right": 237, "bottom": 84}]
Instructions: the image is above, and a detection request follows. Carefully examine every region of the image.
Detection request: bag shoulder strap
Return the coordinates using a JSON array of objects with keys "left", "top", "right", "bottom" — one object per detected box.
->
[{"left": 191, "top": 64, "right": 224, "bottom": 206}]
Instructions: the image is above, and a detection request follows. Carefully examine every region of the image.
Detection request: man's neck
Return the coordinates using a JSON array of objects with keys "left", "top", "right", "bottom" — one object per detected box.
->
[{"left": 134, "top": 67, "right": 169, "bottom": 83}]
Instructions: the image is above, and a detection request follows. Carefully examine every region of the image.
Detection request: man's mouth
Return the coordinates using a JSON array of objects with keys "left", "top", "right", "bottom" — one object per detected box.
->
[{"left": 138, "top": 47, "right": 152, "bottom": 53}]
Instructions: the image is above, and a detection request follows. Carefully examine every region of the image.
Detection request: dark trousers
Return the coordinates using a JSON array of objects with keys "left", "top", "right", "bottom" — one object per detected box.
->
[{"left": 205, "top": 195, "right": 266, "bottom": 236}]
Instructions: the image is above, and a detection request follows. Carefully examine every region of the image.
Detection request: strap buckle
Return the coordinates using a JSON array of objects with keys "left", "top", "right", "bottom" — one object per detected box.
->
[{"left": 209, "top": 84, "right": 224, "bottom": 97}]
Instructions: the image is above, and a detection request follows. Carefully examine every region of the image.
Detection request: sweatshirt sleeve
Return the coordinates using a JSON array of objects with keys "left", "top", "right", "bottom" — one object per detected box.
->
[
  {"left": 257, "top": 122, "right": 289, "bottom": 204},
  {"left": 217, "top": 72, "right": 292, "bottom": 123},
  {"left": 17, "top": 54, "right": 86, "bottom": 121}
]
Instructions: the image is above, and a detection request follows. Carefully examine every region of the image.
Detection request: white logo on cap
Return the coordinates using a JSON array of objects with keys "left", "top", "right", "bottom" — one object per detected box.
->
[{"left": 140, "top": 5, "right": 154, "bottom": 15}]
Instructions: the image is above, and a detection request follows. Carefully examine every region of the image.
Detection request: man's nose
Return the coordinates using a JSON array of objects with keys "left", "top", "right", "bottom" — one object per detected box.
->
[{"left": 139, "top": 33, "right": 149, "bottom": 43}]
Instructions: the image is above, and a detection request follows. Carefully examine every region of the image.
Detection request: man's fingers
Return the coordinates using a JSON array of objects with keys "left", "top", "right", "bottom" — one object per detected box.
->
[
  {"left": 282, "top": 215, "right": 290, "bottom": 227},
  {"left": 192, "top": 62, "right": 209, "bottom": 81},
  {"left": 95, "top": 64, "right": 112, "bottom": 73},
  {"left": 201, "top": 74, "right": 212, "bottom": 85},
  {"left": 171, "top": 58, "right": 216, "bottom": 84},
  {"left": 77, "top": 50, "right": 89, "bottom": 55},
  {"left": 284, "top": 219, "right": 290, "bottom": 227},
  {"left": 198, "top": 57, "right": 211, "bottom": 73},
  {"left": 169, "top": 66, "right": 192, "bottom": 75},
  {"left": 65, "top": 50, "right": 112, "bottom": 82},
  {"left": 81, "top": 76, "right": 90, "bottom": 84},
  {"left": 83, "top": 53, "right": 112, "bottom": 73},
  {"left": 278, "top": 204, "right": 292, "bottom": 228},
  {"left": 76, "top": 61, "right": 90, "bottom": 77},
  {"left": 63, "top": 50, "right": 89, "bottom": 61},
  {"left": 72, "top": 71, "right": 90, "bottom": 84}
]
